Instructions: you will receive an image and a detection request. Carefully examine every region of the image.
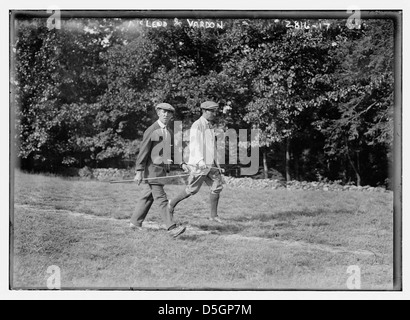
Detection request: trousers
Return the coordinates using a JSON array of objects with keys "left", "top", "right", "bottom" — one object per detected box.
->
[
  {"left": 185, "top": 167, "right": 223, "bottom": 195},
  {"left": 130, "top": 183, "right": 175, "bottom": 229},
  {"left": 170, "top": 167, "right": 223, "bottom": 218}
]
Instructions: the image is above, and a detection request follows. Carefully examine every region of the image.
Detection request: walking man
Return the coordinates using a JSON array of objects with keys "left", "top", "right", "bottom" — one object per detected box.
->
[
  {"left": 169, "top": 101, "right": 224, "bottom": 223},
  {"left": 130, "top": 103, "right": 186, "bottom": 238}
]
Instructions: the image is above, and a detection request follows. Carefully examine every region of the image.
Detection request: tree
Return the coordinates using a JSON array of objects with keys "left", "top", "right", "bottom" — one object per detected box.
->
[
  {"left": 14, "top": 18, "right": 119, "bottom": 170},
  {"left": 13, "top": 17, "right": 395, "bottom": 186},
  {"left": 219, "top": 20, "right": 338, "bottom": 179},
  {"left": 317, "top": 19, "right": 394, "bottom": 186}
]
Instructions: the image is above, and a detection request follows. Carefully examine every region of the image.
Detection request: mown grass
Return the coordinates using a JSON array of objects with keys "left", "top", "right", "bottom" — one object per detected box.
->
[{"left": 11, "top": 170, "right": 394, "bottom": 290}]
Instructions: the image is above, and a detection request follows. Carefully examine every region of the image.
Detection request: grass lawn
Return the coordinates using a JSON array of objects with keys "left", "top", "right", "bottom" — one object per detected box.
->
[{"left": 11, "top": 170, "right": 395, "bottom": 290}]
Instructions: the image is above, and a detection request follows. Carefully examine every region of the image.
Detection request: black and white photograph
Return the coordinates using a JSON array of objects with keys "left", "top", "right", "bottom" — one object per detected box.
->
[{"left": 6, "top": 1, "right": 407, "bottom": 300}]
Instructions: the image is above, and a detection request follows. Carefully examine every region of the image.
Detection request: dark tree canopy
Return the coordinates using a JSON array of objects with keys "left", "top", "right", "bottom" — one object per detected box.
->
[{"left": 12, "top": 17, "right": 395, "bottom": 187}]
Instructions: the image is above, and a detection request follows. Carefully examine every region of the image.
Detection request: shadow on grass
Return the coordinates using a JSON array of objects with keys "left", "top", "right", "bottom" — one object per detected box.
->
[
  {"left": 178, "top": 234, "right": 202, "bottom": 241},
  {"left": 194, "top": 223, "right": 244, "bottom": 234},
  {"left": 254, "top": 230, "right": 281, "bottom": 239},
  {"left": 273, "top": 210, "right": 326, "bottom": 220},
  {"left": 231, "top": 208, "right": 355, "bottom": 223}
]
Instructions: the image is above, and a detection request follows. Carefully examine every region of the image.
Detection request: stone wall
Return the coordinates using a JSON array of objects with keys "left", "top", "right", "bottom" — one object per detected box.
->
[
  {"left": 223, "top": 176, "right": 390, "bottom": 192},
  {"left": 79, "top": 167, "right": 390, "bottom": 192}
]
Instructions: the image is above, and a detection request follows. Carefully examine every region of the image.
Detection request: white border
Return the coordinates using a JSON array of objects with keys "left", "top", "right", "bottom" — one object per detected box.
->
[{"left": 2, "top": 0, "right": 409, "bottom": 300}]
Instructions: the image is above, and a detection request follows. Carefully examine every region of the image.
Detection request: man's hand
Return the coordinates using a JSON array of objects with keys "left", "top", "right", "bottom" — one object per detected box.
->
[
  {"left": 134, "top": 171, "right": 143, "bottom": 185},
  {"left": 198, "top": 160, "right": 207, "bottom": 170},
  {"left": 181, "top": 163, "right": 189, "bottom": 173}
]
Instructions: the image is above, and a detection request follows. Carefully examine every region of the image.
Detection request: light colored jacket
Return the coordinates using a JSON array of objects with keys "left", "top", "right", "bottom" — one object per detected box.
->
[{"left": 187, "top": 116, "right": 219, "bottom": 173}]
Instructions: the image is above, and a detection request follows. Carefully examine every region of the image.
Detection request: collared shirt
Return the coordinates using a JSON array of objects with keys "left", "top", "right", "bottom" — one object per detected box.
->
[
  {"left": 157, "top": 119, "right": 168, "bottom": 142},
  {"left": 157, "top": 119, "right": 167, "bottom": 131},
  {"left": 157, "top": 120, "right": 171, "bottom": 168},
  {"left": 188, "top": 116, "right": 218, "bottom": 167}
]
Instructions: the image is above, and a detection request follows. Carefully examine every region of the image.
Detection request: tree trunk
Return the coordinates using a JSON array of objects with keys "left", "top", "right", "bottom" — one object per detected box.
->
[
  {"left": 294, "top": 151, "right": 299, "bottom": 181},
  {"left": 356, "top": 151, "right": 361, "bottom": 186},
  {"left": 346, "top": 143, "right": 361, "bottom": 186},
  {"left": 263, "top": 149, "right": 269, "bottom": 179},
  {"left": 285, "top": 138, "right": 291, "bottom": 182}
]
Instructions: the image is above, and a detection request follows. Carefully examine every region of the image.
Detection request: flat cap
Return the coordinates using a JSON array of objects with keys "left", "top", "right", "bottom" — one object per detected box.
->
[
  {"left": 155, "top": 103, "right": 175, "bottom": 112},
  {"left": 200, "top": 101, "right": 219, "bottom": 110}
]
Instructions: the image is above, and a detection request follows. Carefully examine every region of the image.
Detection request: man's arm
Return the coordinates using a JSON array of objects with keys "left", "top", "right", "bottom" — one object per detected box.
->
[
  {"left": 134, "top": 170, "right": 143, "bottom": 185},
  {"left": 189, "top": 122, "right": 206, "bottom": 169},
  {"left": 135, "top": 127, "right": 153, "bottom": 172}
]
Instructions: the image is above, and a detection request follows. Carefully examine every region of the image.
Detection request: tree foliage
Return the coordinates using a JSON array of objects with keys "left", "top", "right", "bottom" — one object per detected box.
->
[{"left": 12, "top": 17, "right": 396, "bottom": 186}]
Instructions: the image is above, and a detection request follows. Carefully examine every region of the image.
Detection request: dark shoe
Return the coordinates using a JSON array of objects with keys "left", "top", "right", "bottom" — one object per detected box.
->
[
  {"left": 168, "top": 225, "right": 186, "bottom": 238},
  {"left": 130, "top": 222, "right": 143, "bottom": 231},
  {"left": 209, "top": 217, "right": 224, "bottom": 223}
]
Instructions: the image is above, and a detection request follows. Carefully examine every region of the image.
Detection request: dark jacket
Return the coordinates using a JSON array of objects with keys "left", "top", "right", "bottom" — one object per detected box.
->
[{"left": 135, "top": 121, "right": 173, "bottom": 184}]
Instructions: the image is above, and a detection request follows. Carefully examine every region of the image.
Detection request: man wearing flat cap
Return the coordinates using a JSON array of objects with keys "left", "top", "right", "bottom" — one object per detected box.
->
[
  {"left": 130, "top": 102, "right": 186, "bottom": 238},
  {"left": 168, "top": 100, "right": 224, "bottom": 223}
]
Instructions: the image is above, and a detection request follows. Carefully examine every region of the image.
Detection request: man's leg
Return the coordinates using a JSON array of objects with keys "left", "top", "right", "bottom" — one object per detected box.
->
[
  {"left": 205, "top": 168, "right": 224, "bottom": 220},
  {"left": 150, "top": 184, "right": 175, "bottom": 230},
  {"left": 150, "top": 184, "right": 186, "bottom": 238},
  {"left": 210, "top": 193, "right": 220, "bottom": 218},
  {"left": 169, "top": 173, "right": 206, "bottom": 216},
  {"left": 130, "top": 183, "right": 154, "bottom": 227},
  {"left": 168, "top": 190, "right": 191, "bottom": 216}
]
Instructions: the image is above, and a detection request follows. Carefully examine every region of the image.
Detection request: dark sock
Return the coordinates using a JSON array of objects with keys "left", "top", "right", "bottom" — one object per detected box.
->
[
  {"left": 210, "top": 193, "right": 220, "bottom": 218},
  {"left": 170, "top": 190, "right": 191, "bottom": 208}
]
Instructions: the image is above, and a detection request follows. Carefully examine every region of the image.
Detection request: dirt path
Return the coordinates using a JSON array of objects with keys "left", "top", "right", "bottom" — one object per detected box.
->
[{"left": 14, "top": 204, "right": 380, "bottom": 257}]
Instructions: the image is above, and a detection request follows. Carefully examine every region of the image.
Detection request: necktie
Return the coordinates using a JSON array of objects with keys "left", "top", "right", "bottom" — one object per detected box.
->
[
  {"left": 162, "top": 127, "right": 168, "bottom": 142},
  {"left": 162, "top": 127, "right": 171, "bottom": 172}
]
